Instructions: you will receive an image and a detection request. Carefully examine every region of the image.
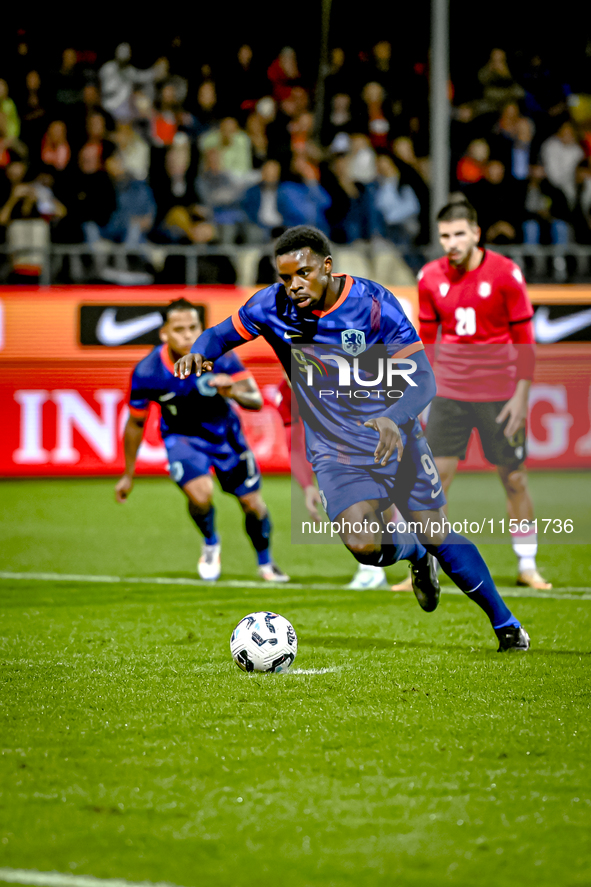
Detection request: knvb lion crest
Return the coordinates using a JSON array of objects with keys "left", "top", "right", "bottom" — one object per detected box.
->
[{"left": 341, "top": 329, "right": 366, "bottom": 355}]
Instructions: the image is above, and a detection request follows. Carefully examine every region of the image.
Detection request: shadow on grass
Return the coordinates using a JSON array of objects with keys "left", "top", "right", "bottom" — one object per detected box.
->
[{"left": 304, "top": 635, "right": 591, "bottom": 656}]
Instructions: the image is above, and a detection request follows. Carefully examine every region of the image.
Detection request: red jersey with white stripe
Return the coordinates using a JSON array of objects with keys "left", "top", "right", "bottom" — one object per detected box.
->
[{"left": 418, "top": 249, "right": 535, "bottom": 401}]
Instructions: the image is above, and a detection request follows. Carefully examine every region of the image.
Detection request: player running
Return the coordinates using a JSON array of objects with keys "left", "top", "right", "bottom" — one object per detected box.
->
[
  {"left": 115, "top": 298, "right": 288, "bottom": 583},
  {"left": 416, "top": 199, "right": 550, "bottom": 590},
  {"left": 175, "top": 226, "right": 530, "bottom": 651},
  {"left": 275, "top": 376, "right": 389, "bottom": 590}
]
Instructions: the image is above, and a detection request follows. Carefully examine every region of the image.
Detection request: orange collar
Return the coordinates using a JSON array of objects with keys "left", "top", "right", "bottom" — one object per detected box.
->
[
  {"left": 312, "top": 273, "right": 353, "bottom": 317},
  {"left": 159, "top": 343, "right": 176, "bottom": 374}
]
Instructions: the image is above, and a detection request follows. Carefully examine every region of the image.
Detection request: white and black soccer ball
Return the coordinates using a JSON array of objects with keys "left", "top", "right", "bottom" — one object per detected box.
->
[{"left": 230, "top": 611, "right": 297, "bottom": 673}]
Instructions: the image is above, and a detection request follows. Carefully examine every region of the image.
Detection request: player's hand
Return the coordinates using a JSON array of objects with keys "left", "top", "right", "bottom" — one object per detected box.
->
[
  {"left": 115, "top": 474, "right": 133, "bottom": 503},
  {"left": 304, "top": 485, "right": 323, "bottom": 523},
  {"left": 206, "top": 373, "right": 234, "bottom": 397},
  {"left": 364, "top": 417, "right": 403, "bottom": 466},
  {"left": 174, "top": 353, "right": 213, "bottom": 378},
  {"left": 496, "top": 394, "right": 528, "bottom": 439}
]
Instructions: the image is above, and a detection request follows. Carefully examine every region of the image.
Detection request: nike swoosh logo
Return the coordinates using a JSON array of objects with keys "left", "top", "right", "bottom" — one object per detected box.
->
[
  {"left": 158, "top": 392, "right": 176, "bottom": 402},
  {"left": 431, "top": 485, "right": 443, "bottom": 498},
  {"left": 244, "top": 475, "right": 260, "bottom": 488},
  {"left": 533, "top": 306, "right": 591, "bottom": 343},
  {"left": 96, "top": 309, "right": 163, "bottom": 345},
  {"left": 284, "top": 332, "right": 302, "bottom": 339}
]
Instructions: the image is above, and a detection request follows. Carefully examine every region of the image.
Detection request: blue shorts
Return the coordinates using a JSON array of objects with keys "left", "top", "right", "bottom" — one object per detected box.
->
[
  {"left": 164, "top": 434, "right": 261, "bottom": 497},
  {"left": 314, "top": 423, "right": 446, "bottom": 521}
]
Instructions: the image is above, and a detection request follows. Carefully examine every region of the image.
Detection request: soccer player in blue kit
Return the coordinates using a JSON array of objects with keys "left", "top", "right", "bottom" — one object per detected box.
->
[
  {"left": 115, "top": 298, "right": 288, "bottom": 583},
  {"left": 175, "top": 228, "right": 530, "bottom": 651}
]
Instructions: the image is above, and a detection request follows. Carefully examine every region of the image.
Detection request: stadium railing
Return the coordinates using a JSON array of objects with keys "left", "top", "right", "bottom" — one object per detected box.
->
[{"left": 1, "top": 242, "right": 591, "bottom": 286}]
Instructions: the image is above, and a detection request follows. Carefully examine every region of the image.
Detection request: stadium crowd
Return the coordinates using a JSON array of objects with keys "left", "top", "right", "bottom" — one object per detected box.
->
[{"left": 1, "top": 37, "right": 591, "bottom": 283}]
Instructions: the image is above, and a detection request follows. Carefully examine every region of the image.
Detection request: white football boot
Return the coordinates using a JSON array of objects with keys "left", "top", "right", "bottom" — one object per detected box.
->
[
  {"left": 198, "top": 543, "right": 221, "bottom": 581},
  {"left": 258, "top": 563, "right": 290, "bottom": 583}
]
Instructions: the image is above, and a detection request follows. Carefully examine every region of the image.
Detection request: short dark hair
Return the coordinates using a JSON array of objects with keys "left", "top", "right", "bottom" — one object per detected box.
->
[
  {"left": 274, "top": 225, "right": 331, "bottom": 259},
  {"left": 161, "top": 298, "right": 201, "bottom": 325},
  {"left": 437, "top": 200, "right": 479, "bottom": 225}
]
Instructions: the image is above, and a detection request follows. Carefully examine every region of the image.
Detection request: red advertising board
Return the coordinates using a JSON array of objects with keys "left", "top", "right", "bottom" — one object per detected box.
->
[{"left": 1, "top": 285, "right": 590, "bottom": 476}]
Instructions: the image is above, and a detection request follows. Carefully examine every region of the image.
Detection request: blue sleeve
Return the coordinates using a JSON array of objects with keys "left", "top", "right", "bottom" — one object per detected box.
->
[
  {"left": 191, "top": 317, "right": 248, "bottom": 360},
  {"left": 382, "top": 350, "right": 436, "bottom": 426},
  {"left": 214, "top": 351, "right": 246, "bottom": 375},
  {"left": 129, "top": 365, "right": 152, "bottom": 413},
  {"left": 380, "top": 288, "right": 421, "bottom": 351}
]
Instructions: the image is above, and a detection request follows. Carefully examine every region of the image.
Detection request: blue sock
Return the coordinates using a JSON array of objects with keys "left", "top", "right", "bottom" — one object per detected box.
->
[
  {"left": 189, "top": 504, "right": 218, "bottom": 545},
  {"left": 245, "top": 512, "right": 272, "bottom": 566},
  {"left": 378, "top": 531, "right": 427, "bottom": 566},
  {"left": 428, "top": 530, "right": 519, "bottom": 630}
]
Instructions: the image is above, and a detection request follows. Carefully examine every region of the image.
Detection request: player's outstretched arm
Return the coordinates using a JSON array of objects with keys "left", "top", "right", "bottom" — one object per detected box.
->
[
  {"left": 115, "top": 414, "right": 146, "bottom": 502},
  {"left": 175, "top": 317, "right": 251, "bottom": 378}
]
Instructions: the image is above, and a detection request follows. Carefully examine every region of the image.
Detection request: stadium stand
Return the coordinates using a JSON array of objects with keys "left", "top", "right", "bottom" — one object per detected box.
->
[{"left": 2, "top": 36, "right": 591, "bottom": 286}]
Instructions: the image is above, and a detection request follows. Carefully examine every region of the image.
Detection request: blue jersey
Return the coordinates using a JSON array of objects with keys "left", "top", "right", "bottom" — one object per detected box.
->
[
  {"left": 129, "top": 344, "right": 250, "bottom": 447},
  {"left": 228, "top": 274, "right": 424, "bottom": 466}
]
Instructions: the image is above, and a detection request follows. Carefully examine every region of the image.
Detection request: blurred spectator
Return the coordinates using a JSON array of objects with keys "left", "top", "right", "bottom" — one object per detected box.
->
[
  {"left": 0, "top": 112, "right": 28, "bottom": 169},
  {"left": 219, "top": 45, "right": 265, "bottom": 122},
  {"left": 99, "top": 43, "right": 167, "bottom": 120},
  {"left": 466, "top": 160, "right": 521, "bottom": 243},
  {"left": 279, "top": 155, "right": 331, "bottom": 233},
  {"left": 150, "top": 134, "right": 199, "bottom": 234},
  {"left": 40, "top": 121, "right": 71, "bottom": 172},
  {"left": 456, "top": 139, "right": 490, "bottom": 184},
  {"left": 324, "top": 48, "right": 353, "bottom": 102},
  {"left": 267, "top": 48, "right": 301, "bottom": 103},
  {"left": 0, "top": 160, "right": 30, "bottom": 228},
  {"left": 192, "top": 80, "right": 220, "bottom": 133},
  {"left": 151, "top": 83, "right": 180, "bottom": 146},
  {"left": 242, "top": 158, "right": 289, "bottom": 242},
  {"left": 321, "top": 93, "right": 357, "bottom": 151},
  {"left": 492, "top": 103, "right": 534, "bottom": 183},
  {"left": 348, "top": 134, "right": 377, "bottom": 184},
  {"left": 68, "top": 143, "right": 117, "bottom": 241},
  {"left": 85, "top": 153, "right": 156, "bottom": 247},
  {"left": 0, "top": 80, "right": 21, "bottom": 140},
  {"left": 523, "top": 164, "right": 572, "bottom": 244},
  {"left": 321, "top": 153, "right": 367, "bottom": 243},
  {"left": 456, "top": 49, "right": 524, "bottom": 123},
  {"left": 540, "top": 122, "right": 585, "bottom": 208},
  {"left": 200, "top": 117, "right": 252, "bottom": 177},
  {"left": 284, "top": 88, "right": 314, "bottom": 157},
  {"left": 80, "top": 113, "right": 115, "bottom": 171},
  {"left": 68, "top": 84, "right": 114, "bottom": 149},
  {"left": 365, "top": 41, "right": 399, "bottom": 100},
  {"left": 477, "top": 48, "right": 524, "bottom": 113},
  {"left": 53, "top": 49, "right": 84, "bottom": 117},
  {"left": 522, "top": 54, "right": 569, "bottom": 141},
  {"left": 113, "top": 122, "right": 149, "bottom": 180},
  {"left": 360, "top": 81, "right": 394, "bottom": 150},
  {"left": 246, "top": 96, "right": 276, "bottom": 167},
  {"left": 20, "top": 70, "right": 49, "bottom": 154},
  {"left": 196, "top": 148, "right": 246, "bottom": 241},
  {"left": 392, "top": 135, "right": 429, "bottom": 183},
  {"left": 370, "top": 153, "right": 421, "bottom": 247}
]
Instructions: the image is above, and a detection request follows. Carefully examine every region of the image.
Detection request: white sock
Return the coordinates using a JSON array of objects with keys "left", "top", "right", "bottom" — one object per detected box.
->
[{"left": 510, "top": 520, "right": 537, "bottom": 573}]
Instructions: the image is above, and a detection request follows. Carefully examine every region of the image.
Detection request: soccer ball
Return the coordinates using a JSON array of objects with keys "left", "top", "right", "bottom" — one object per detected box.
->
[{"left": 230, "top": 611, "right": 297, "bottom": 673}]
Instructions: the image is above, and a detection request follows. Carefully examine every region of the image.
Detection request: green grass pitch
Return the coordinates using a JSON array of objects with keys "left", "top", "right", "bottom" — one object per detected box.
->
[{"left": 0, "top": 474, "right": 590, "bottom": 887}]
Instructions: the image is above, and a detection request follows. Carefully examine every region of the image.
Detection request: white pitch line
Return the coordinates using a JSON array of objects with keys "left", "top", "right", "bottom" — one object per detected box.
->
[
  {"left": 290, "top": 667, "right": 341, "bottom": 675},
  {"left": 0, "top": 868, "right": 186, "bottom": 887},
  {"left": 0, "top": 571, "right": 589, "bottom": 600}
]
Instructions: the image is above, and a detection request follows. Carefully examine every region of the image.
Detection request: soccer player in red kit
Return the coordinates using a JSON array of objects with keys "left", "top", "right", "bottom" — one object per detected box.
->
[{"left": 411, "top": 199, "right": 550, "bottom": 589}]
